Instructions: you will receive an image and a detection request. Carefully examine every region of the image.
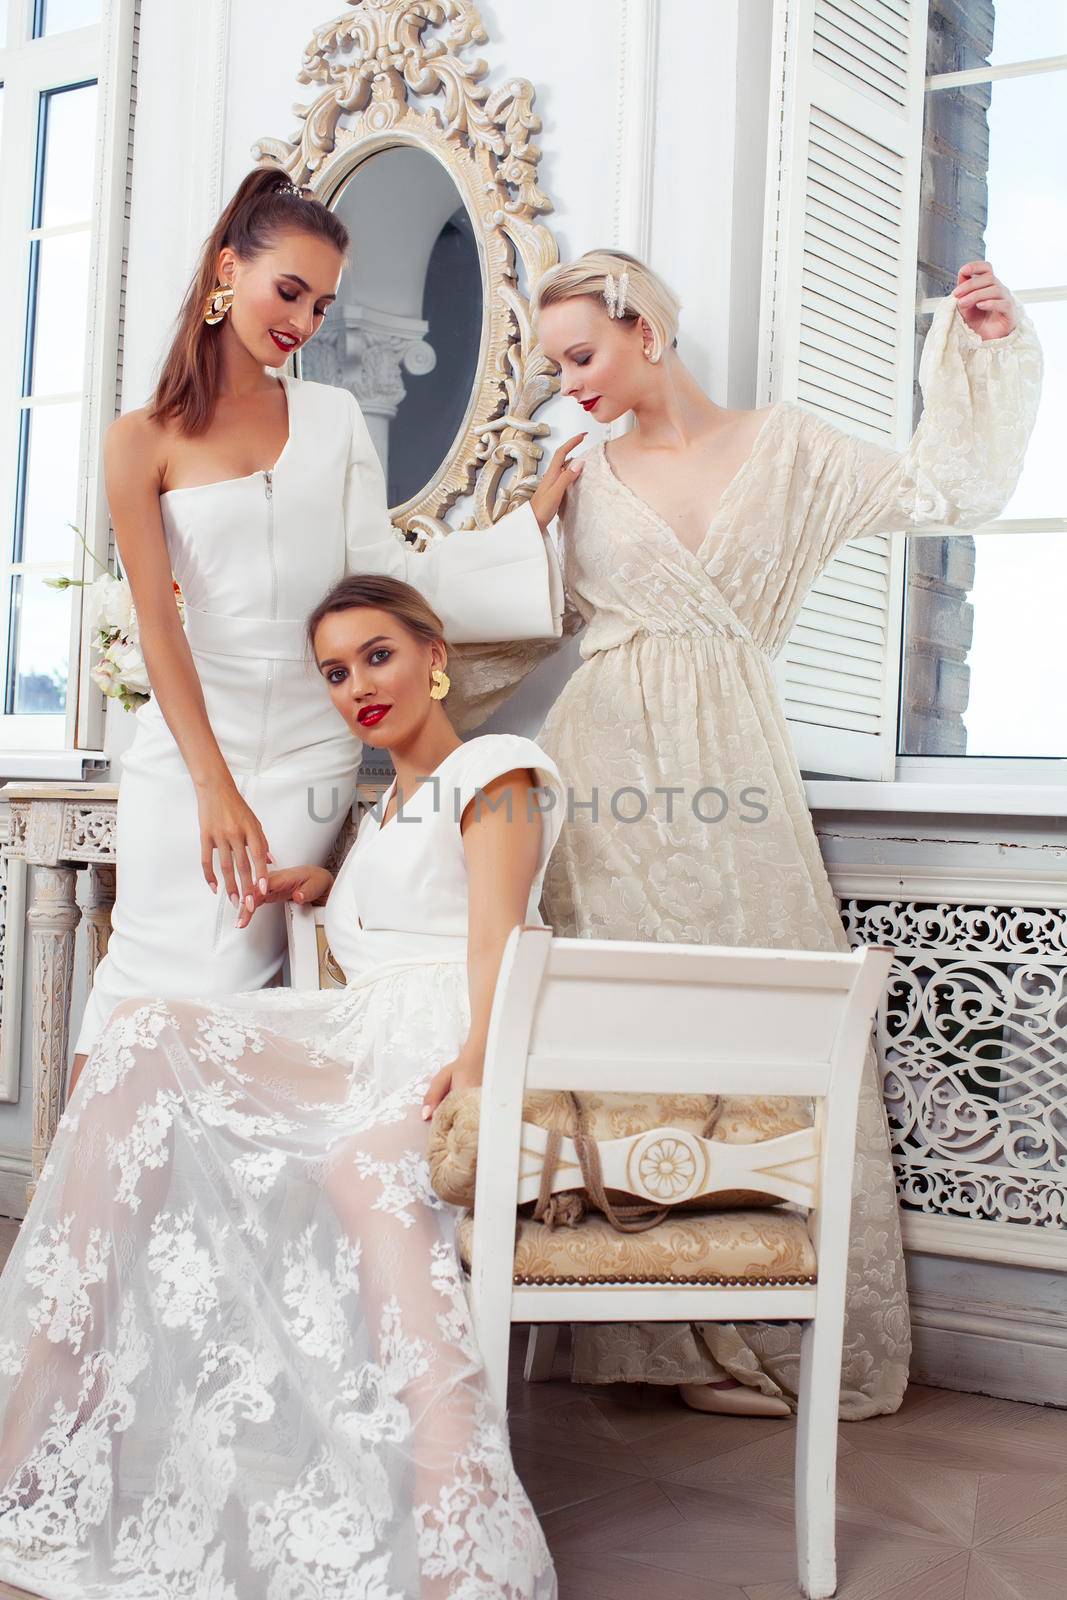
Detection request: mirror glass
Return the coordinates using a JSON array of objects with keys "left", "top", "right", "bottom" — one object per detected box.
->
[{"left": 298, "top": 146, "right": 483, "bottom": 509}]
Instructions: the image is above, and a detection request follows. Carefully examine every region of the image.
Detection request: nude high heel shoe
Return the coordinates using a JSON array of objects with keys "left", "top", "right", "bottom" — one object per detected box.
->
[{"left": 679, "top": 1378, "right": 791, "bottom": 1418}]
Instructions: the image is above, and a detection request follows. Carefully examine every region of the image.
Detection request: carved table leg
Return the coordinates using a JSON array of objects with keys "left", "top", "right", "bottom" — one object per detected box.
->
[
  {"left": 82, "top": 862, "right": 116, "bottom": 982},
  {"left": 26, "top": 865, "right": 81, "bottom": 1204}
]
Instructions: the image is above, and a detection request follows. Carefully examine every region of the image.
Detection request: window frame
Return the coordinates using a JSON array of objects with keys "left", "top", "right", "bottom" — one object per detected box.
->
[
  {"left": 0, "top": 0, "right": 136, "bottom": 761},
  {"left": 895, "top": 41, "right": 1067, "bottom": 785}
]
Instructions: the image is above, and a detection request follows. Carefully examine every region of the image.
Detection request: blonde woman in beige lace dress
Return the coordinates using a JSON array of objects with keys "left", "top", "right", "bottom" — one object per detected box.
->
[{"left": 445, "top": 250, "right": 1043, "bottom": 1420}]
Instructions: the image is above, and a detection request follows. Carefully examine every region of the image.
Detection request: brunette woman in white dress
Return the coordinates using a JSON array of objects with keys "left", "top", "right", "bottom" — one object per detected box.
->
[
  {"left": 0, "top": 574, "right": 564, "bottom": 1599},
  {"left": 70, "top": 167, "right": 580, "bottom": 1093},
  {"left": 442, "top": 250, "right": 1043, "bottom": 1419}
]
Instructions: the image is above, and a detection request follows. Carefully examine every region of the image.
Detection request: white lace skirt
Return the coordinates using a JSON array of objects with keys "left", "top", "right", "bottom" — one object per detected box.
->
[{"left": 0, "top": 961, "right": 556, "bottom": 1599}]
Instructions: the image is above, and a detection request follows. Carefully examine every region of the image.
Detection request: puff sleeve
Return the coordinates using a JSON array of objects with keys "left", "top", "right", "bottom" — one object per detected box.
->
[{"left": 816, "top": 293, "right": 1044, "bottom": 559}]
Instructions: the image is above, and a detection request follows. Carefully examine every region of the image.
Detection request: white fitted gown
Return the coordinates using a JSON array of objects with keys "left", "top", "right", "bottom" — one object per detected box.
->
[
  {"left": 0, "top": 732, "right": 565, "bottom": 1599},
  {"left": 74, "top": 375, "right": 565, "bottom": 1056}
]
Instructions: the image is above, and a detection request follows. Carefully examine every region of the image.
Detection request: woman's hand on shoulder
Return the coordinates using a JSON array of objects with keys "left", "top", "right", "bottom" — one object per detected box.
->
[
  {"left": 234, "top": 864, "right": 334, "bottom": 929},
  {"left": 529, "top": 432, "right": 587, "bottom": 532},
  {"left": 952, "top": 261, "right": 1016, "bottom": 341}
]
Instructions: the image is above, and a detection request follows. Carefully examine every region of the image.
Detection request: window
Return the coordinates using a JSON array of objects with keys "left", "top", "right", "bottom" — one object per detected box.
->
[
  {"left": 899, "top": 1, "right": 1067, "bottom": 765},
  {"left": 0, "top": 0, "right": 131, "bottom": 756}
]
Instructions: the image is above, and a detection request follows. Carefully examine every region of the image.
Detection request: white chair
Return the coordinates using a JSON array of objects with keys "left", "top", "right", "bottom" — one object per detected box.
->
[
  {"left": 284, "top": 904, "right": 892, "bottom": 1598},
  {"left": 463, "top": 925, "right": 893, "bottom": 1600},
  {"left": 284, "top": 901, "right": 347, "bottom": 990}
]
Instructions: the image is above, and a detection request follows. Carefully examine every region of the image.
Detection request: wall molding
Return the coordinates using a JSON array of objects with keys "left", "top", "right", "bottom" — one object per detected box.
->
[
  {"left": 904, "top": 1213, "right": 1067, "bottom": 1274},
  {"left": 613, "top": 0, "right": 660, "bottom": 260},
  {"left": 910, "top": 1289, "right": 1067, "bottom": 1407}
]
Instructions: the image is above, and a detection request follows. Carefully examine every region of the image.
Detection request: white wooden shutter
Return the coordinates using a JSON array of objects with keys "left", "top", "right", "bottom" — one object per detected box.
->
[{"left": 759, "top": 0, "right": 928, "bottom": 779}]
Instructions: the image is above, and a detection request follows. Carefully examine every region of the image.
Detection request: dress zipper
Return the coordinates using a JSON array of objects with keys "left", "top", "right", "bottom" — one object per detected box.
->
[{"left": 253, "top": 468, "right": 278, "bottom": 777}]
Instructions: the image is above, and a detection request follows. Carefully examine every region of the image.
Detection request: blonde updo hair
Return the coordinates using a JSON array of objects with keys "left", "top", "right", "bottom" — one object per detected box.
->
[{"left": 531, "top": 248, "right": 681, "bottom": 363}]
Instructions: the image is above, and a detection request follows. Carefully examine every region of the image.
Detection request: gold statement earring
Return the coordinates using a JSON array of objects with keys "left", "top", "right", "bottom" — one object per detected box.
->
[
  {"left": 429, "top": 667, "right": 451, "bottom": 701},
  {"left": 203, "top": 282, "right": 235, "bottom": 325}
]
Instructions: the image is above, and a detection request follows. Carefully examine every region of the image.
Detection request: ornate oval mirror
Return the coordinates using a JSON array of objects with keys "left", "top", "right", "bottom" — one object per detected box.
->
[
  {"left": 254, "top": 0, "right": 561, "bottom": 543},
  {"left": 298, "top": 144, "right": 483, "bottom": 514}
]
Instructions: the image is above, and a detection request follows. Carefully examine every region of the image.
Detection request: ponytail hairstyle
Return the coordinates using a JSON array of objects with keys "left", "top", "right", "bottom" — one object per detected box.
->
[
  {"left": 531, "top": 248, "right": 681, "bottom": 362},
  {"left": 149, "top": 168, "right": 350, "bottom": 436}
]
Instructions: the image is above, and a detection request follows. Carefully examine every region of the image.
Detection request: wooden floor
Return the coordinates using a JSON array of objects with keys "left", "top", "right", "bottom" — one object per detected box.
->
[{"left": 1, "top": 1215, "right": 1065, "bottom": 1599}]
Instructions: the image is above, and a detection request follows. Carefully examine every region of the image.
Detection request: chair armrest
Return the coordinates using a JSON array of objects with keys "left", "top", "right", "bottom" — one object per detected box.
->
[{"left": 285, "top": 902, "right": 322, "bottom": 991}]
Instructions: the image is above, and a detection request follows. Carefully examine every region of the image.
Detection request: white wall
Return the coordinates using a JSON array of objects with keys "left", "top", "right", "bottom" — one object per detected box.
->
[
  {"left": 0, "top": 0, "right": 775, "bottom": 1185},
  {"left": 117, "top": 0, "right": 774, "bottom": 741}
]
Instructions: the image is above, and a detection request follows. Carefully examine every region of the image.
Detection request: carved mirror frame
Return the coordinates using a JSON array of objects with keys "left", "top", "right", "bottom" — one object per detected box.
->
[{"left": 253, "top": 0, "right": 561, "bottom": 544}]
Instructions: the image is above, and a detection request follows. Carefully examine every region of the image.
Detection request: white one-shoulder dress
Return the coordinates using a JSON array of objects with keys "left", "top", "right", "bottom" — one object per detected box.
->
[
  {"left": 74, "top": 374, "right": 565, "bottom": 1057},
  {"left": 0, "top": 732, "right": 565, "bottom": 1599}
]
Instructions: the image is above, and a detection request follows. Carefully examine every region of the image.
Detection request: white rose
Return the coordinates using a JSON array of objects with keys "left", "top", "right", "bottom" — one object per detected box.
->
[
  {"left": 87, "top": 574, "right": 134, "bottom": 634},
  {"left": 90, "top": 658, "right": 117, "bottom": 693},
  {"left": 107, "top": 638, "right": 151, "bottom": 694}
]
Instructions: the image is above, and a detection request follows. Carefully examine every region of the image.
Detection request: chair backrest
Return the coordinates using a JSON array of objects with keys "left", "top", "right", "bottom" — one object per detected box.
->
[{"left": 475, "top": 927, "right": 893, "bottom": 1263}]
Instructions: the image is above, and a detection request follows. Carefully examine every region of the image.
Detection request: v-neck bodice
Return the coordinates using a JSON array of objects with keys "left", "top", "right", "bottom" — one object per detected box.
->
[
  {"left": 322, "top": 734, "right": 566, "bottom": 984},
  {"left": 596, "top": 402, "right": 784, "bottom": 566}
]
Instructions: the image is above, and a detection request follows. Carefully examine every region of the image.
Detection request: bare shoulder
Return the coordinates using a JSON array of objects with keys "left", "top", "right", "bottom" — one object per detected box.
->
[{"left": 104, "top": 407, "right": 168, "bottom": 491}]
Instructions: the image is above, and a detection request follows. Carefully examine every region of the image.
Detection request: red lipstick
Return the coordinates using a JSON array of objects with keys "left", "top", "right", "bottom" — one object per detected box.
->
[{"left": 357, "top": 705, "right": 391, "bottom": 727}]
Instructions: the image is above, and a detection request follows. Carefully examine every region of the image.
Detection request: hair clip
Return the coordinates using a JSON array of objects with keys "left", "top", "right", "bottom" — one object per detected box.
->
[{"left": 604, "top": 269, "right": 630, "bottom": 319}]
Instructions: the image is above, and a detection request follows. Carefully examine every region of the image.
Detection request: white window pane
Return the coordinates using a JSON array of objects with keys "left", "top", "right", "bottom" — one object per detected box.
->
[
  {"left": 990, "top": 0, "right": 1067, "bottom": 64},
  {"left": 39, "top": 83, "right": 99, "bottom": 228},
  {"left": 984, "top": 70, "right": 1067, "bottom": 291},
  {"left": 19, "top": 403, "right": 82, "bottom": 564},
  {"left": 35, "top": 0, "right": 100, "bottom": 38},
  {"left": 999, "top": 300, "right": 1066, "bottom": 521},
  {"left": 10, "top": 574, "right": 70, "bottom": 715},
  {"left": 29, "top": 230, "right": 91, "bottom": 394},
  {"left": 962, "top": 532, "right": 1067, "bottom": 756}
]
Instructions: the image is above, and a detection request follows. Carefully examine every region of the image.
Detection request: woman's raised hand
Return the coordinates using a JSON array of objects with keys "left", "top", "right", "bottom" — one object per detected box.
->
[
  {"left": 235, "top": 865, "right": 334, "bottom": 929},
  {"left": 528, "top": 432, "right": 588, "bottom": 532},
  {"left": 197, "top": 780, "right": 272, "bottom": 912},
  {"left": 953, "top": 261, "right": 1016, "bottom": 341}
]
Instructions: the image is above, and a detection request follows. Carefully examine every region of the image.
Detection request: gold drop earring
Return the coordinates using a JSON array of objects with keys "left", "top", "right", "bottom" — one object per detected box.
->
[
  {"left": 429, "top": 667, "right": 451, "bottom": 701},
  {"left": 203, "top": 281, "right": 235, "bottom": 325}
]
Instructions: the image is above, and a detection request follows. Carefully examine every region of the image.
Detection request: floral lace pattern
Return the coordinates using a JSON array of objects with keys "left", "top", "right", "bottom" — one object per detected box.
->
[
  {"left": 0, "top": 969, "right": 556, "bottom": 1597},
  {"left": 443, "top": 296, "right": 1043, "bottom": 1418}
]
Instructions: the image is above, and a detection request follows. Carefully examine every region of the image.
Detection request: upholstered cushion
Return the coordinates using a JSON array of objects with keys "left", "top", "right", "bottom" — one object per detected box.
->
[
  {"left": 456, "top": 1208, "right": 817, "bottom": 1286},
  {"left": 428, "top": 1087, "right": 813, "bottom": 1214}
]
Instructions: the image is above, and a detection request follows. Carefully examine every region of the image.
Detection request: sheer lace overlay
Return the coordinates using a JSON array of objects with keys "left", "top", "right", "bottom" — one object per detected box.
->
[
  {"left": 444, "top": 296, "right": 1044, "bottom": 1418},
  {"left": 0, "top": 734, "right": 564, "bottom": 1599}
]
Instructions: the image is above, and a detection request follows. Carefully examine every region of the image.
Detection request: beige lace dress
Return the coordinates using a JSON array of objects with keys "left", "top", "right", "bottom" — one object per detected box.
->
[{"left": 445, "top": 293, "right": 1044, "bottom": 1419}]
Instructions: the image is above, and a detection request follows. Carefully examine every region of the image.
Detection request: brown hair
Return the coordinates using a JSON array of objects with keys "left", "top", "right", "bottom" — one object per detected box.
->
[
  {"left": 149, "top": 168, "right": 350, "bottom": 436},
  {"left": 305, "top": 574, "right": 445, "bottom": 664}
]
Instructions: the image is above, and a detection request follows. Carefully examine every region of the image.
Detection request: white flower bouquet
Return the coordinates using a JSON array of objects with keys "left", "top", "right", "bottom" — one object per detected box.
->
[{"left": 46, "top": 525, "right": 183, "bottom": 712}]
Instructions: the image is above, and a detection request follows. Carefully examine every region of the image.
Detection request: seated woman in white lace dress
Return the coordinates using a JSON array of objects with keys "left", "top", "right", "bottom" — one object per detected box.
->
[{"left": 0, "top": 574, "right": 565, "bottom": 1600}]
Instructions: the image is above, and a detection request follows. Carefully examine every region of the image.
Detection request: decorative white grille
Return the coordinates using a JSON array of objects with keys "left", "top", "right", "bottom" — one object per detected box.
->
[{"left": 841, "top": 899, "right": 1067, "bottom": 1229}]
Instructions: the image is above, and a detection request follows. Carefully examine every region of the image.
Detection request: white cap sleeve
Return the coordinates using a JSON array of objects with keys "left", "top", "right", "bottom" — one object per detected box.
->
[{"left": 454, "top": 734, "right": 567, "bottom": 876}]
